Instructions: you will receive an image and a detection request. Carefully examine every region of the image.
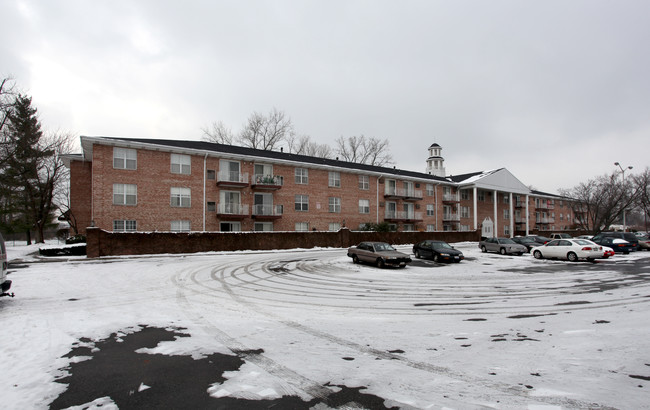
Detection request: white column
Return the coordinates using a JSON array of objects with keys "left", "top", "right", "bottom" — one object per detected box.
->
[
  {"left": 493, "top": 190, "right": 498, "bottom": 237},
  {"left": 509, "top": 192, "right": 514, "bottom": 237},
  {"left": 473, "top": 187, "right": 478, "bottom": 230},
  {"left": 525, "top": 194, "right": 530, "bottom": 235}
]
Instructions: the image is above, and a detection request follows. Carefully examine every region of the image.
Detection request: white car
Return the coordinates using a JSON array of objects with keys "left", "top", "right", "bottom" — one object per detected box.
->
[{"left": 531, "top": 239, "right": 603, "bottom": 262}]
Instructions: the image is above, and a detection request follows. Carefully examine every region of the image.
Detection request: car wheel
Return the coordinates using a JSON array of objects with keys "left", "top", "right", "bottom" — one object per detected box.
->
[
  {"left": 481, "top": 246, "right": 487, "bottom": 253},
  {"left": 533, "top": 250, "right": 543, "bottom": 259},
  {"left": 499, "top": 248, "right": 507, "bottom": 255},
  {"left": 377, "top": 258, "right": 385, "bottom": 269},
  {"left": 433, "top": 254, "right": 439, "bottom": 262},
  {"left": 352, "top": 255, "right": 359, "bottom": 264},
  {"left": 567, "top": 252, "right": 578, "bottom": 262},
  {"left": 587, "top": 258, "right": 595, "bottom": 263},
  {"left": 414, "top": 250, "right": 421, "bottom": 259}
]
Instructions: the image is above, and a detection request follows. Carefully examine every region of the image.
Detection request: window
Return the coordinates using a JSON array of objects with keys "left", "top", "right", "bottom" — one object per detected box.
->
[
  {"left": 329, "top": 171, "right": 341, "bottom": 187},
  {"left": 478, "top": 190, "right": 485, "bottom": 201},
  {"left": 113, "top": 219, "right": 136, "bottom": 232},
  {"left": 329, "top": 222, "right": 341, "bottom": 231},
  {"left": 359, "top": 175, "right": 369, "bottom": 190},
  {"left": 207, "top": 201, "right": 216, "bottom": 212},
  {"left": 426, "top": 204, "right": 435, "bottom": 216},
  {"left": 503, "top": 194, "right": 509, "bottom": 204},
  {"left": 219, "top": 160, "right": 241, "bottom": 182},
  {"left": 295, "top": 168, "right": 308, "bottom": 184},
  {"left": 461, "top": 206, "right": 470, "bottom": 218},
  {"left": 504, "top": 209, "right": 510, "bottom": 220},
  {"left": 504, "top": 225, "right": 510, "bottom": 235},
  {"left": 171, "top": 220, "right": 190, "bottom": 232},
  {"left": 403, "top": 224, "right": 415, "bottom": 231},
  {"left": 113, "top": 184, "right": 137, "bottom": 206},
  {"left": 359, "top": 199, "right": 370, "bottom": 214},
  {"left": 113, "top": 147, "right": 137, "bottom": 170},
  {"left": 426, "top": 224, "right": 435, "bottom": 232},
  {"left": 329, "top": 197, "right": 341, "bottom": 213},
  {"left": 207, "top": 170, "right": 216, "bottom": 180},
  {"left": 295, "top": 222, "right": 309, "bottom": 231},
  {"left": 171, "top": 187, "right": 191, "bottom": 208},
  {"left": 426, "top": 184, "right": 434, "bottom": 196},
  {"left": 461, "top": 190, "right": 470, "bottom": 200},
  {"left": 295, "top": 195, "right": 309, "bottom": 211},
  {"left": 171, "top": 154, "right": 191, "bottom": 174}
]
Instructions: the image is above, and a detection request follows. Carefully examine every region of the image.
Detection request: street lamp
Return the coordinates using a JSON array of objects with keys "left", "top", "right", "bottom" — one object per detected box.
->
[{"left": 614, "top": 162, "right": 633, "bottom": 231}]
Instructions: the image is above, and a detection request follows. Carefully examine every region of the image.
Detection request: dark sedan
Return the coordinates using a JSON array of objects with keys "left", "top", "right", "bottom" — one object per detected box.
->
[
  {"left": 511, "top": 236, "right": 539, "bottom": 252},
  {"left": 591, "top": 236, "right": 635, "bottom": 254},
  {"left": 413, "top": 240, "right": 464, "bottom": 263}
]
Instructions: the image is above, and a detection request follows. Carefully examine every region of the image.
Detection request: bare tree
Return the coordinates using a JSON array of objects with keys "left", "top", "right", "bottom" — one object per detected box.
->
[
  {"left": 238, "top": 108, "right": 294, "bottom": 150},
  {"left": 335, "top": 135, "right": 394, "bottom": 166},
  {"left": 285, "top": 134, "right": 333, "bottom": 158},
  {"left": 560, "top": 171, "right": 643, "bottom": 234},
  {"left": 201, "top": 120, "right": 234, "bottom": 145},
  {"left": 631, "top": 167, "right": 650, "bottom": 231},
  {"left": 0, "top": 76, "right": 18, "bottom": 166}
]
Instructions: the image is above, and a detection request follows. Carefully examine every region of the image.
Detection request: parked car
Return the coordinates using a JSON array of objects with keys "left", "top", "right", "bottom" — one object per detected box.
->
[
  {"left": 413, "top": 240, "right": 464, "bottom": 263},
  {"left": 576, "top": 235, "right": 594, "bottom": 240},
  {"left": 602, "top": 246, "right": 615, "bottom": 259},
  {"left": 531, "top": 239, "right": 603, "bottom": 262},
  {"left": 549, "top": 233, "right": 572, "bottom": 240},
  {"left": 1, "top": 233, "right": 12, "bottom": 297},
  {"left": 479, "top": 237, "right": 527, "bottom": 255},
  {"left": 347, "top": 241, "right": 412, "bottom": 268},
  {"left": 636, "top": 234, "right": 650, "bottom": 250},
  {"left": 591, "top": 237, "right": 635, "bottom": 254},
  {"left": 511, "top": 236, "right": 539, "bottom": 252},
  {"left": 592, "top": 232, "right": 639, "bottom": 251},
  {"left": 527, "top": 235, "right": 552, "bottom": 245}
]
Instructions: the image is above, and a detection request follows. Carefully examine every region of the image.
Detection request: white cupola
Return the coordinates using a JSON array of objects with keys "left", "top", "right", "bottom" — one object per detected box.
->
[{"left": 425, "top": 143, "right": 446, "bottom": 177}]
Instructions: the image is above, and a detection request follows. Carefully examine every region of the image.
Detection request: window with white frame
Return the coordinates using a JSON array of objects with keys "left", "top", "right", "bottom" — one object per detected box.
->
[
  {"left": 113, "top": 184, "right": 137, "bottom": 205},
  {"left": 504, "top": 209, "right": 510, "bottom": 219},
  {"left": 113, "top": 219, "right": 137, "bottom": 232},
  {"left": 295, "top": 168, "right": 308, "bottom": 184},
  {"left": 426, "top": 224, "right": 435, "bottom": 232},
  {"left": 504, "top": 225, "right": 510, "bottom": 235},
  {"left": 503, "top": 194, "right": 509, "bottom": 204},
  {"left": 170, "top": 220, "right": 190, "bottom": 232},
  {"left": 254, "top": 222, "right": 273, "bottom": 231},
  {"left": 113, "top": 147, "right": 137, "bottom": 170},
  {"left": 359, "top": 175, "right": 369, "bottom": 190},
  {"left": 329, "top": 197, "right": 341, "bottom": 213},
  {"left": 426, "top": 204, "right": 435, "bottom": 216},
  {"left": 328, "top": 171, "right": 341, "bottom": 187},
  {"left": 461, "top": 206, "right": 470, "bottom": 218},
  {"left": 329, "top": 222, "right": 341, "bottom": 231},
  {"left": 359, "top": 199, "right": 370, "bottom": 214},
  {"left": 295, "top": 222, "right": 309, "bottom": 231},
  {"left": 171, "top": 153, "right": 191, "bottom": 175},
  {"left": 170, "top": 187, "right": 191, "bottom": 207},
  {"left": 295, "top": 195, "right": 309, "bottom": 211},
  {"left": 461, "top": 190, "right": 470, "bottom": 200},
  {"left": 426, "top": 184, "right": 434, "bottom": 196},
  {"left": 403, "top": 224, "right": 415, "bottom": 231},
  {"left": 478, "top": 190, "right": 485, "bottom": 201}
]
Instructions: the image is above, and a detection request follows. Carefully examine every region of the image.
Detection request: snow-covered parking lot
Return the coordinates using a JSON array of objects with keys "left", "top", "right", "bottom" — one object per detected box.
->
[{"left": 1, "top": 242, "right": 650, "bottom": 409}]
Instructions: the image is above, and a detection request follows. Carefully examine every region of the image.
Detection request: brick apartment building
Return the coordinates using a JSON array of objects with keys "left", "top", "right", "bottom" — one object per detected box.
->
[{"left": 63, "top": 137, "right": 583, "bottom": 236}]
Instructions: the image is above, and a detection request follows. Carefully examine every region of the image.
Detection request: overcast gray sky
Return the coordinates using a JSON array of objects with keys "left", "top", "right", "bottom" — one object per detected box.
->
[{"left": 2, "top": 0, "right": 648, "bottom": 193}]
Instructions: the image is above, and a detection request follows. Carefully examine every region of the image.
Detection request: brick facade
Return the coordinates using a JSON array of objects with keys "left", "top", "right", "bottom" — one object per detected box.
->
[{"left": 67, "top": 137, "right": 585, "bottom": 237}]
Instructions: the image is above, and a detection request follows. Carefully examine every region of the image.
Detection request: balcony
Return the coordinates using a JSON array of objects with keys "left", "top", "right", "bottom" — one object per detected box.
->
[
  {"left": 384, "top": 211, "right": 423, "bottom": 222},
  {"left": 442, "top": 193, "right": 460, "bottom": 203},
  {"left": 217, "top": 171, "right": 249, "bottom": 188},
  {"left": 384, "top": 188, "right": 423, "bottom": 201},
  {"left": 216, "top": 203, "right": 249, "bottom": 219},
  {"left": 252, "top": 204, "right": 283, "bottom": 220},
  {"left": 442, "top": 213, "right": 460, "bottom": 222},
  {"left": 251, "top": 174, "right": 283, "bottom": 190}
]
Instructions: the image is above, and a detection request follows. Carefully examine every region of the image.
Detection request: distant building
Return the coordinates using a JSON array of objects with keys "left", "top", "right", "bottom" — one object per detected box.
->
[{"left": 62, "top": 136, "right": 584, "bottom": 236}]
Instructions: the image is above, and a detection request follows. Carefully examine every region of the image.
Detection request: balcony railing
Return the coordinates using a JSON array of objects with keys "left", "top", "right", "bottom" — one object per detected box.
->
[
  {"left": 442, "top": 193, "right": 460, "bottom": 202},
  {"left": 217, "top": 171, "right": 249, "bottom": 187},
  {"left": 252, "top": 204, "right": 283, "bottom": 218},
  {"left": 384, "top": 211, "right": 423, "bottom": 221},
  {"left": 442, "top": 213, "right": 460, "bottom": 221},
  {"left": 251, "top": 174, "right": 283, "bottom": 189},
  {"left": 217, "top": 203, "right": 249, "bottom": 216},
  {"left": 384, "top": 187, "right": 423, "bottom": 200}
]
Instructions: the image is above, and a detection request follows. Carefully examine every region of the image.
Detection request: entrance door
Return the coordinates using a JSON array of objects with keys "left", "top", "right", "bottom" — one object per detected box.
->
[{"left": 481, "top": 217, "right": 493, "bottom": 238}]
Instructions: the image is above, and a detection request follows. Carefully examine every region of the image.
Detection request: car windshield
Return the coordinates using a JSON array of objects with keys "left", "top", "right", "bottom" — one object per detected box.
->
[
  {"left": 518, "top": 237, "right": 535, "bottom": 243},
  {"left": 433, "top": 242, "right": 452, "bottom": 249},
  {"left": 374, "top": 243, "right": 395, "bottom": 252},
  {"left": 499, "top": 238, "right": 515, "bottom": 244}
]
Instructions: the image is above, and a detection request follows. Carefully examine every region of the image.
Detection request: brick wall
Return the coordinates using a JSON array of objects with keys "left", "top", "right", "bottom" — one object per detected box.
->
[
  {"left": 85, "top": 227, "right": 480, "bottom": 257},
  {"left": 69, "top": 159, "right": 92, "bottom": 233}
]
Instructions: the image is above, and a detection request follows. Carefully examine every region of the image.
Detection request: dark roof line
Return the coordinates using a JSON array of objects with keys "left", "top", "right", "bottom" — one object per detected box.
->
[{"left": 103, "top": 137, "right": 451, "bottom": 183}]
